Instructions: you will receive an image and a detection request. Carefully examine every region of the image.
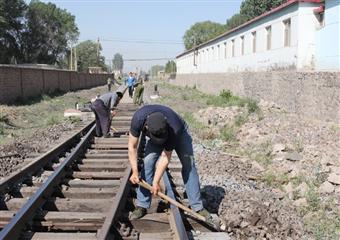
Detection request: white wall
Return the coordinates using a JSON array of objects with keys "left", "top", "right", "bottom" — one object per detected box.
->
[
  {"left": 176, "top": 2, "right": 321, "bottom": 74},
  {"left": 316, "top": 0, "right": 340, "bottom": 70}
]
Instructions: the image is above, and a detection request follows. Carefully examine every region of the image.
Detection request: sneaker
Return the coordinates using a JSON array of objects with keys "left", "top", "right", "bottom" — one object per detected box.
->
[{"left": 130, "top": 207, "right": 147, "bottom": 220}]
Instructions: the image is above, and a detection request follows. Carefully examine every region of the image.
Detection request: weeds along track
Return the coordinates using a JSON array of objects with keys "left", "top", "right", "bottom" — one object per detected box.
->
[{"left": 0, "top": 99, "right": 227, "bottom": 239}]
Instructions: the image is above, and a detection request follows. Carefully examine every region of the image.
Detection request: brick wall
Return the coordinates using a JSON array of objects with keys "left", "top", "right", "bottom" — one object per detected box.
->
[
  {"left": 173, "top": 71, "right": 340, "bottom": 123},
  {"left": 0, "top": 66, "right": 112, "bottom": 104}
]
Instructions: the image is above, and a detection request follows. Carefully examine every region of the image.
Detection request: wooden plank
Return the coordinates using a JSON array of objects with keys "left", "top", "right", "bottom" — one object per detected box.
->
[
  {"left": 86, "top": 149, "right": 127, "bottom": 154},
  {"left": 130, "top": 213, "right": 170, "bottom": 233},
  {"left": 75, "top": 164, "right": 127, "bottom": 172},
  {"left": 37, "top": 211, "right": 105, "bottom": 222},
  {"left": 65, "top": 179, "right": 121, "bottom": 188},
  {"left": 190, "top": 232, "right": 231, "bottom": 240},
  {"left": 72, "top": 171, "right": 125, "bottom": 180},
  {"left": 28, "top": 232, "right": 97, "bottom": 240},
  {"left": 4, "top": 198, "right": 113, "bottom": 212},
  {"left": 139, "top": 232, "right": 173, "bottom": 240},
  {"left": 90, "top": 144, "right": 128, "bottom": 149},
  {"left": 94, "top": 138, "right": 128, "bottom": 144},
  {"left": 79, "top": 159, "right": 127, "bottom": 165},
  {"left": 31, "top": 212, "right": 105, "bottom": 231},
  {"left": 19, "top": 186, "right": 118, "bottom": 198},
  {"left": 84, "top": 154, "right": 128, "bottom": 159}
]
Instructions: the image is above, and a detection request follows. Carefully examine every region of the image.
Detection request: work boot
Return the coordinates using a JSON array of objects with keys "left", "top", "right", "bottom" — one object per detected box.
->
[
  {"left": 130, "top": 207, "right": 147, "bottom": 220},
  {"left": 197, "top": 208, "right": 212, "bottom": 222},
  {"left": 197, "top": 208, "right": 219, "bottom": 230}
]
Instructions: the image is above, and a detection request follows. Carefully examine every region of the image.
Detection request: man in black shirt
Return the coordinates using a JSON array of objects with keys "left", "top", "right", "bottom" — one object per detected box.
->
[{"left": 128, "top": 104, "right": 211, "bottom": 221}]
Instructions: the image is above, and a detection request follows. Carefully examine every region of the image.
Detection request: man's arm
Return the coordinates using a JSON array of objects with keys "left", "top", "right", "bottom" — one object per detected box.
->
[
  {"left": 151, "top": 150, "right": 172, "bottom": 195},
  {"left": 128, "top": 133, "right": 140, "bottom": 184}
]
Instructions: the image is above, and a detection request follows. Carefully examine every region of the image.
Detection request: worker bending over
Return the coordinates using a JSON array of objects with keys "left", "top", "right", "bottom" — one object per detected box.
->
[
  {"left": 91, "top": 91, "right": 123, "bottom": 138},
  {"left": 128, "top": 104, "right": 212, "bottom": 221}
]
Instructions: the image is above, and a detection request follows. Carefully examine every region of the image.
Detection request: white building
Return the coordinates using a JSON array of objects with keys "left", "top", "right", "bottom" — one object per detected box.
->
[{"left": 176, "top": 0, "right": 336, "bottom": 74}]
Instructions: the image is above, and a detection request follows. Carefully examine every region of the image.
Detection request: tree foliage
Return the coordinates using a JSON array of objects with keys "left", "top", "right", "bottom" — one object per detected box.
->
[
  {"left": 182, "top": 0, "right": 286, "bottom": 50},
  {"left": 240, "top": 0, "right": 285, "bottom": 21},
  {"left": 0, "top": 0, "right": 78, "bottom": 66},
  {"left": 149, "top": 65, "right": 164, "bottom": 77},
  {"left": 165, "top": 60, "right": 176, "bottom": 74},
  {"left": 0, "top": 0, "right": 26, "bottom": 63},
  {"left": 183, "top": 21, "right": 226, "bottom": 50},
  {"left": 226, "top": 13, "right": 248, "bottom": 30},
  {"left": 112, "top": 53, "right": 123, "bottom": 71},
  {"left": 76, "top": 40, "right": 106, "bottom": 72},
  {"left": 23, "top": 0, "right": 79, "bottom": 65}
]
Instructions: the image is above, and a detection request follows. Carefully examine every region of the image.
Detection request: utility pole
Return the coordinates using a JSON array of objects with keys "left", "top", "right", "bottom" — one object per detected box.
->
[
  {"left": 74, "top": 47, "right": 77, "bottom": 72},
  {"left": 70, "top": 47, "right": 73, "bottom": 70},
  {"left": 97, "top": 38, "right": 100, "bottom": 67}
]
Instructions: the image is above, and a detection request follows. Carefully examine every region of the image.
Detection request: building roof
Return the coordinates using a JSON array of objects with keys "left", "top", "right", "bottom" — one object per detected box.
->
[{"left": 176, "top": 0, "right": 321, "bottom": 59}]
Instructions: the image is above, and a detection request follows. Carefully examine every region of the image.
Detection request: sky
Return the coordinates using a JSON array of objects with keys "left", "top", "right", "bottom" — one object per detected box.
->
[{"left": 39, "top": 0, "right": 242, "bottom": 72}]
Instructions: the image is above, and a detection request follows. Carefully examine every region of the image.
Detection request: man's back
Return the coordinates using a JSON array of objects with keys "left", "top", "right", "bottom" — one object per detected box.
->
[{"left": 99, "top": 92, "right": 118, "bottom": 110}]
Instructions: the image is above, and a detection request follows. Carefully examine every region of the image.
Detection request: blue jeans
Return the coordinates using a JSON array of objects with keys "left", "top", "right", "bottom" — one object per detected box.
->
[{"left": 136, "top": 129, "right": 203, "bottom": 212}]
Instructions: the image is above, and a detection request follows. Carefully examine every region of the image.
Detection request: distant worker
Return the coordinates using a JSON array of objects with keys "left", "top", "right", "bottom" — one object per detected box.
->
[
  {"left": 133, "top": 78, "right": 144, "bottom": 105},
  {"left": 107, "top": 76, "right": 113, "bottom": 92},
  {"left": 91, "top": 91, "right": 123, "bottom": 138},
  {"left": 127, "top": 72, "right": 136, "bottom": 98},
  {"left": 128, "top": 104, "right": 212, "bottom": 222}
]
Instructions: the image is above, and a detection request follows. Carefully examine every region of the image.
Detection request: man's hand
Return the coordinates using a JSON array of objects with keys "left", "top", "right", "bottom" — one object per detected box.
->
[
  {"left": 111, "top": 110, "right": 117, "bottom": 117},
  {"left": 151, "top": 181, "right": 160, "bottom": 196},
  {"left": 129, "top": 171, "right": 140, "bottom": 184}
]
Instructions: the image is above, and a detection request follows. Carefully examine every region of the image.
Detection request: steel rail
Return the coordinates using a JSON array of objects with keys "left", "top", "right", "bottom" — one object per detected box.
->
[
  {"left": 0, "top": 121, "right": 94, "bottom": 193},
  {"left": 97, "top": 166, "right": 131, "bottom": 240},
  {"left": 0, "top": 124, "right": 96, "bottom": 240},
  {"left": 163, "top": 171, "right": 189, "bottom": 240}
]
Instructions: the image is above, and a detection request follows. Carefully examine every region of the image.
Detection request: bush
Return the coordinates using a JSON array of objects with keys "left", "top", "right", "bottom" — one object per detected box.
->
[
  {"left": 45, "top": 115, "right": 61, "bottom": 126},
  {"left": 246, "top": 99, "right": 260, "bottom": 113},
  {"left": 220, "top": 125, "right": 236, "bottom": 142}
]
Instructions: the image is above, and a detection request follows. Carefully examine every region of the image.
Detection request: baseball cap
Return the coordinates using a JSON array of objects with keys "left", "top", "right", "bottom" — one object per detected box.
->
[{"left": 146, "top": 112, "right": 168, "bottom": 145}]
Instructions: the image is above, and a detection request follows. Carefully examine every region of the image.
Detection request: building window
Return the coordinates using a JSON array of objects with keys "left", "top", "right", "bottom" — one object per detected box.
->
[
  {"left": 283, "top": 19, "right": 291, "bottom": 47},
  {"left": 266, "top": 26, "right": 272, "bottom": 50},
  {"left": 224, "top": 42, "right": 227, "bottom": 59},
  {"left": 211, "top": 46, "right": 214, "bottom": 60},
  {"left": 240, "top": 36, "right": 244, "bottom": 55},
  {"left": 217, "top": 45, "right": 220, "bottom": 59},
  {"left": 252, "top": 31, "right": 256, "bottom": 53},
  {"left": 232, "top": 39, "right": 235, "bottom": 57}
]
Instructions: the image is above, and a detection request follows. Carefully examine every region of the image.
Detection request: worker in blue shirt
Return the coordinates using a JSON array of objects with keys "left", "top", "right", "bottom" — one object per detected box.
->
[{"left": 126, "top": 72, "right": 136, "bottom": 98}]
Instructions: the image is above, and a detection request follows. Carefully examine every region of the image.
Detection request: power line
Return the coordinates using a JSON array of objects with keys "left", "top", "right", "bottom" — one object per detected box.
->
[
  {"left": 101, "top": 38, "right": 182, "bottom": 45},
  {"left": 108, "top": 58, "right": 174, "bottom": 61},
  {"left": 51, "top": 0, "right": 242, "bottom": 2}
]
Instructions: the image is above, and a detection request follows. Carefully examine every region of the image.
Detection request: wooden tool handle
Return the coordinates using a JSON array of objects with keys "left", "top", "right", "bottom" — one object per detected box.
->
[{"left": 138, "top": 180, "right": 206, "bottom": 222}]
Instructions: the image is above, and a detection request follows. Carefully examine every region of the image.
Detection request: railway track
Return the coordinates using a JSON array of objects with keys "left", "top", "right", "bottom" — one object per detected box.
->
[{"left": 0, "top": 94, "right": 228, "bottom": 240}]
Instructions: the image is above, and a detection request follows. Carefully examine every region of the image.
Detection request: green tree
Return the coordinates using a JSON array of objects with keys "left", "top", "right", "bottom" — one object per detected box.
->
[
  {"left": 23, "top": 0, "right": 79, "bottom": 65},
  {"left": 112, "top": 53, "right": 123, "bottom": 71},
  {"left": 165, "top": 60, "right": 176, "bottom": 74},
  {"left": 76, "top": 40, "right": 106, "bottom": 72},
  {"left": 149, "top": 65, "right": 164, "bottom": 77},
  {"left": 240, "top": 0, "right": 285, "bottom": 21},
  {"left": 183, "top": 21, "right": 227, "bottom": 50},
  {"left": 226, "top": 13, "right": 248, "bottom": 30},
  {"left": 0, "top": 0, "right": 26, "bottom": 64}
]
